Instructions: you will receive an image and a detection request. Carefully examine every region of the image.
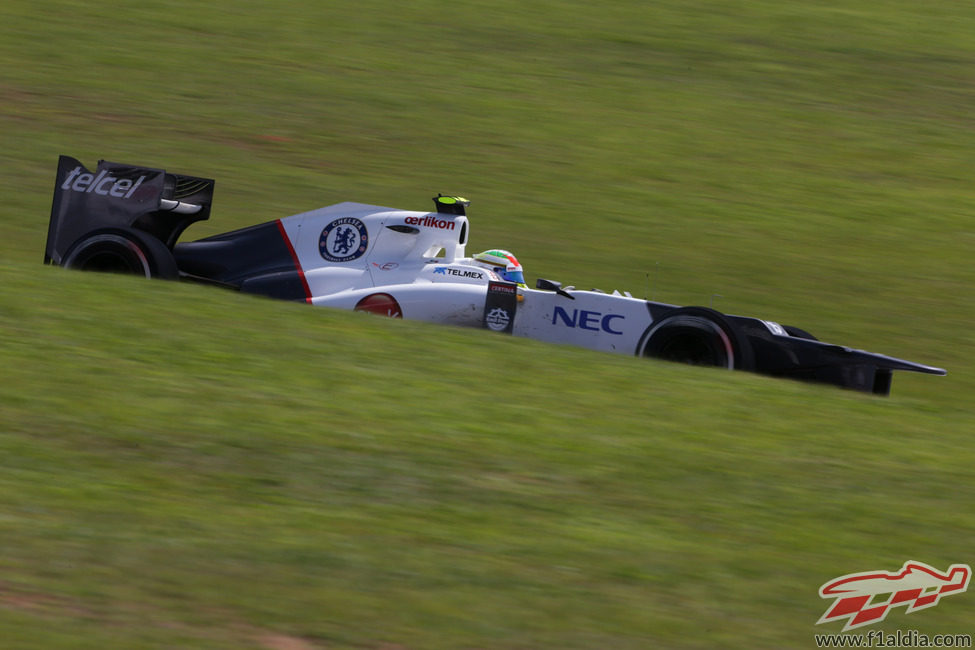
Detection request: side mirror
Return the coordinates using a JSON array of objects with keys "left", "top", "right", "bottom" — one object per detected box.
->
[{"left": 536, "top": 278, "right": 575, "bottom": 300}]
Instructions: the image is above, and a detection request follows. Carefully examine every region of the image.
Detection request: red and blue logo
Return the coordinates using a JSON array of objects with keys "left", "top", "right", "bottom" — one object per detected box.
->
[{"left": 320, "top": 217, "right": 368, "bottom": 263}]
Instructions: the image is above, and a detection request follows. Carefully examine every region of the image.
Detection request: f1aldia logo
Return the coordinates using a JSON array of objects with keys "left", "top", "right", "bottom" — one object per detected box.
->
[
  {"left": 320, "top": 217, "right": 369, "bottom": 263},
  {"left": 817, "top": 560, "right": 971, "bottom": 631}
]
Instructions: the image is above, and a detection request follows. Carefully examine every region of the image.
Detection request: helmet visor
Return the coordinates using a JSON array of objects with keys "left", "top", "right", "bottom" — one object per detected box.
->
[{"left": 501, "top": 269, "right": 525, "bottom": 285}]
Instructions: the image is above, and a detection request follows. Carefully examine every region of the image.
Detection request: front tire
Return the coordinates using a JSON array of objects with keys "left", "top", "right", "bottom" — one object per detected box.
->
[
  {"left": 783, "top": 325, "right": 817, "bottom": 341},
  {"left": 641, "top": 306, "right": 754, "bottom": 370}
]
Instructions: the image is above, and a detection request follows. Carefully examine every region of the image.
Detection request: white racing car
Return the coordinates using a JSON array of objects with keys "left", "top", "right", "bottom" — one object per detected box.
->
[{"left": 45, "top": 155, "right": 945, "bottom": 395}]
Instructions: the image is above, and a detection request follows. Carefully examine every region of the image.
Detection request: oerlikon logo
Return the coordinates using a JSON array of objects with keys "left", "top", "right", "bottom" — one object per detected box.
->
[{"left": 817, "top": 561, "right": 970, "bottom": 631}]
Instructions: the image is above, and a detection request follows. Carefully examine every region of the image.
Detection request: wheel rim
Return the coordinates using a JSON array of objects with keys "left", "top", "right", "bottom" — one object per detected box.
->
[
  {"left": 643, "top": 315, "right": 736, "bottom": 369},
  {"left": 63, "top": 234, "right": 152, "bottom": 278}
]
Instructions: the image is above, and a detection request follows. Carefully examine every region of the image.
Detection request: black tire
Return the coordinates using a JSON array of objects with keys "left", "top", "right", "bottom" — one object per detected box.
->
[
  {"left": 641, "top": 306, "right": 754, "bottom": 370},
  {"left": 62, "top": 228, "right": 179, "bottom": 280},
  {"left": 783, "top": 325, "right": 818, "bottom": 341}
]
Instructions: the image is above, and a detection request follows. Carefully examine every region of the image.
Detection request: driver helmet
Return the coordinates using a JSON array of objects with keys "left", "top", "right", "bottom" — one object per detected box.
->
[{"left": 472, "top": 249, "right": 526, "bottom": 287}]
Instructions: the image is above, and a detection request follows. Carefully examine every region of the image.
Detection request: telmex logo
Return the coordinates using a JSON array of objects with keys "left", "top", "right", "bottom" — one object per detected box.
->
[
  {"left": 818, "top": 561, "right": 971, "bottom": 631},
  {"left": 552, "top": 306, "right": 624, "bottom": 335},
  {"left": 61, "top": 166, "right": 146, "bottom": 199},
  {"left": 434, "top": 267, "right": 482, "bottom": 279},
  {"left": 404, "top": 215, "right": 456, "bottom": 230}
]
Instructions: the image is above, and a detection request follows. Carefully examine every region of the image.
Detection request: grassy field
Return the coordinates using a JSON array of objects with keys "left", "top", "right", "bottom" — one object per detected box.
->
[{"left": 1, "top": 1, "right": 974, "bottom": 648}]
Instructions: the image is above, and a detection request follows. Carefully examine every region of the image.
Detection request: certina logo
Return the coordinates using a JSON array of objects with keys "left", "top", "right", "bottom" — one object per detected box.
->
[
  {"left": 434, "top": 267, "right": 483, "bottom": 279},
  {"left": 404, "top": 215, "right": 456, "bottom": 230},
  {"left": 552, "top": 306, "right": 625, "bottom": 335},
  {"left": 490, "top": 283, "right": 517, "bottom": 295},
  {"left": 60, "top": 166, "right": 146, "bottom": 199},
  {"left": 320, "top": 217, "right": 369, "bottom": 263}
]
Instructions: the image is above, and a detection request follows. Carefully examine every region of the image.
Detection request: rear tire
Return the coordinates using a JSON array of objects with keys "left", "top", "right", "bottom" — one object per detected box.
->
[
  {"left": 642, "top": 306, "right": 754, "bottom": 370},
  {"left": 62, "top": 228, "right": 178, "bottom": 279}
]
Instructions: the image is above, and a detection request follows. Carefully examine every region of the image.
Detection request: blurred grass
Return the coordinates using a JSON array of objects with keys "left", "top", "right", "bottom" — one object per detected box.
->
[
  {"left": 1, "top": 0, "right": 974, "bottom": 648},
  {"left": 2, "top": 265, "right": 972, "bottom": 649}
]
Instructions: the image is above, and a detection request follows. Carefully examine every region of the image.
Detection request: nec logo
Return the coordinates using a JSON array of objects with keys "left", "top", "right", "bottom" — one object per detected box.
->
[
  {"left": 60, "top": 166, "right": 147, "bottom": 199},
  {"left": 552, "top": 306, "right": 624, "bottom": 335}
]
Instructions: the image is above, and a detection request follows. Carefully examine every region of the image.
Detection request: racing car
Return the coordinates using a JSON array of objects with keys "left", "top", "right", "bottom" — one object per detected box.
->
[{"left": 44, "top": 155, "right": 946, "bottom": 395}]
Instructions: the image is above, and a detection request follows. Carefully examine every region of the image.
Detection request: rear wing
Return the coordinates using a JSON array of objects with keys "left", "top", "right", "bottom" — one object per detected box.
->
[{"left": 45, "top": 155, "right": 214, "bottom": 265}]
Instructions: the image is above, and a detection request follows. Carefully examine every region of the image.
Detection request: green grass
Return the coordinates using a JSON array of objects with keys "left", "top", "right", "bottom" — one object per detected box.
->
[{"left": 2, "top": 1, "right": 974, "bottom": 648}]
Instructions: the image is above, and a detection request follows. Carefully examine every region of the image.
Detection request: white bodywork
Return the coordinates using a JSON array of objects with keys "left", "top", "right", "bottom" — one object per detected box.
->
[{"left": 276, "top": 202, "right": 659, "bottom": 354}]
